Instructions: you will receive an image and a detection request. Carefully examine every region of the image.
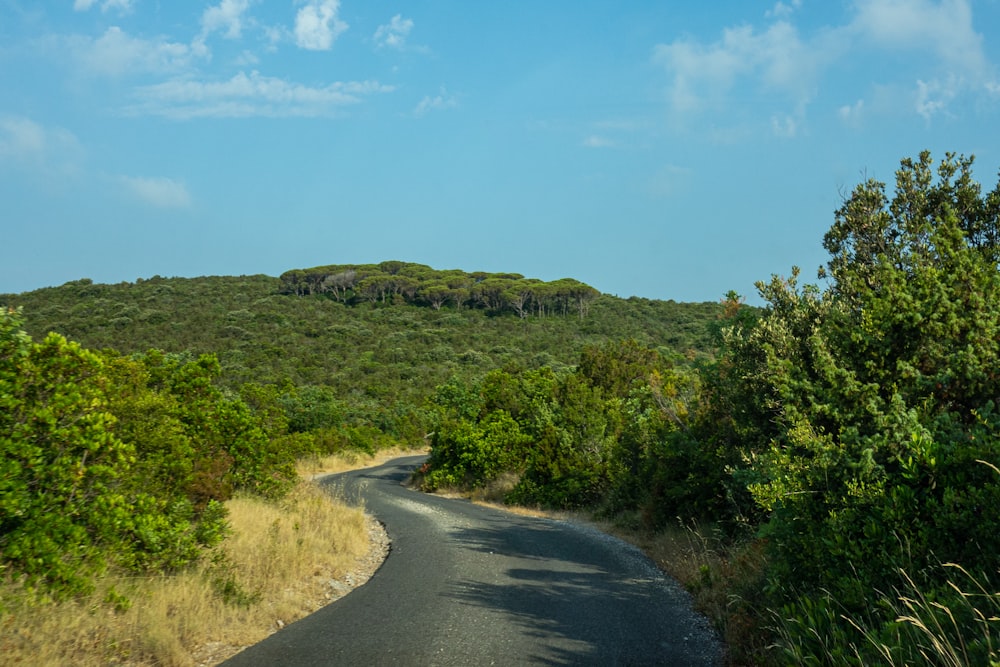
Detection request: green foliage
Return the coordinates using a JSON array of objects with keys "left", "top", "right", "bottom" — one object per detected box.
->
[
  {"left": 1, "top": 308, "right": 133, "bottom": 595},
  {"left": 718, "top": 152, "right": 1000, "bottom": 660},
  {"left": 424, "top": 411, "right": 532, "bottom": 490},
  {"left": 424, "top": 340, "right": 711, "bottom": 511},
  {"left": 0, "top": 310, "right": 296, "bottom": 598},
  {"left": 2, "top": 272, "right": 723, "bottom": 451},
  {"left": 419, "top": 152, "right": 997, "bottom": 662}
]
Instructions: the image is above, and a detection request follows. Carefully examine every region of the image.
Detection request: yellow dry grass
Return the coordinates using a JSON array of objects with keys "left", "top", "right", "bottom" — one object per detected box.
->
[
  {"left": 297, "top": 445, "right": 428, "bottom": 478},
  {"left": 0, "top": 450, "right": 430, "bottom": 667}
]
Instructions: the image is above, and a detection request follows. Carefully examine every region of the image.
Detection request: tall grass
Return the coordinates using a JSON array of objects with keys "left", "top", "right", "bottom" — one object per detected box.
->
[
  {"left": 770, "top": 564, "right": 1000, "bottom": 666},
  {"left": 0, "top": 479, "right": 372, "bottom": 666}
]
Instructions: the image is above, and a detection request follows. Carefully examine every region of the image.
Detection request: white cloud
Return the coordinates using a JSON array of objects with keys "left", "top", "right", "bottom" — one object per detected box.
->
[
  {"left": 374, "top": 14, "right": 414, "bottom": 50},
  {"left": 653, "top": 20, "right": 828, "bottom": 116},
  {"left": 770, "top": 113, "right": 798, "bottom": 137},
  {"left": 0, "top": 116, "right": 83, "bottom": 171},
  {"left": 294, "top": 0, "right": 348, "bottom": 51},
  {"left": 74, "top": 0, "right": 133, "bottom": 13},
  {"left": 414, "top": 88, "right": 458, "bottom": 116},
  {"left": 72, "top": 26, "right": 202, "bottom": 77},
  {"left": 413, "top": 88, "right": 458, "bottom": 116},
  {"left": 261, "top": 25, "right": 286, "bottom": 51},
  {"left": 131, "top": 71, "right": 394, "bottom": 119},
  {"left": 654, "top": 0, "right": 996, "bottom": 129},
  {"left": 119, "top": 175, "right": 192, "bottom": 208},
  {"left": 838, "top": 99, "right": 865, "bottom": 126},
  {"left": 850, "top": 0, "right": 987, "bottom": 74},
  {"left": 0, "top": 116, "right": 48, "bottom": 160},
  {"left": 201, "top": 0, "right": 252, "bottom": 40},
  {"left": 582, "top": 135, "right": 616, "bottom": 149},
  {"left": 647, "top": 164, "right": 693, "bottom": 198},
  {"left": 915, "top": 76, "right": 959, "bottom": 121},
  {"left": 766, "top": 0, "right": 802, "bottom": 20},
  {"left": 234, "top": 49, "right": 260, "bottom": 66},
  {"left": 849, "top": 0, "right": 990, "bottom": 119}
]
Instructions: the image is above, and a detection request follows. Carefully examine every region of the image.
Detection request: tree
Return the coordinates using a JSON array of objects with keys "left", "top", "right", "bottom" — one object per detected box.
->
[
  {"left": 420, "top": 283, "right": 451, "bottom": 310},
  {"left": 321, "top": 270, "right": 357, "bottom": 301},
  {"left": 505, "top": 280, "right": 541, "bottom": 319},
  {"left": 471, "top": 278, "right": 508, "bottom": 312},
  {"left": 0, "top": 309, "right": 130, "bottom": 594},
  {"left": 0, "top": 311, "right": 230, "bottom": 596},
  {"left": 577, "top": 339, "right": 661, "bottom": 398},
  {"left": 735, "top": 153, "right": 1000, "bottom": 654},
  {"left": 357, "top": 274, "right": 395, "bottom": 304}
]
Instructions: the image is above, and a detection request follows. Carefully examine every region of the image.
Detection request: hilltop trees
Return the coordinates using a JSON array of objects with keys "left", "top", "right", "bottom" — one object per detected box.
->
[{"left": 278, "top": 262, "right": 599, "bottom": 318}]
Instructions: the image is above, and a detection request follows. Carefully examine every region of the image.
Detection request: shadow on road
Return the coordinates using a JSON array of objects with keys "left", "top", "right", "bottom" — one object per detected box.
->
[{"left": 441, "top": 518, "right": 719, "bottom": 666}]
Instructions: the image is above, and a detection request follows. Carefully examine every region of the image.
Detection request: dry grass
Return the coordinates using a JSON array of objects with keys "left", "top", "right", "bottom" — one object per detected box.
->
[
  {"left": 0, "top": 448, "right": 426, "bottom": 667},
  {"left": 297, "top": 445, "right": 428, "bottom": 478}
]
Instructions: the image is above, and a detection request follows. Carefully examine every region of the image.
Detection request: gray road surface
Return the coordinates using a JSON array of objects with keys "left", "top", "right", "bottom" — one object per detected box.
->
[{"left": 221, "top": 455, "right": 723, "bottom": 666}]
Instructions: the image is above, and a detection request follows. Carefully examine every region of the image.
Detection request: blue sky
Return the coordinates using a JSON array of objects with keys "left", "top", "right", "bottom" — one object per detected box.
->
[{"left": 2, "top": 1, "right": 999, "bottom": 303}]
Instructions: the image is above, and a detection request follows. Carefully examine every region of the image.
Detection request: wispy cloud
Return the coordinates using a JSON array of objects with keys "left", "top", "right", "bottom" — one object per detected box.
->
[
  {"left": 653, "top": 20, "right": 829, "bottom": 116},
  {"left": 582, "top": 135, "right": 617, "bottom": 149},
  {"left": 200, "top": 0, "right": 252, "bottom": 41},
  {"left": 838, "top": 99, "right": 865, "bottom": 127},
  {"left": 850, "top": 0, "right": 986, "bottom": 73},
  {"left": 414, "top": 88, "right": 458, "bottom": 116},
  {"left": 68, "top": 26, "right": 205, "bottom": 78},
  {"left": 770, "top": 112, "right": 799, "bottom": 138},
  {"left": 766, "top": 0, "right": 802, "bottom": 20},
  {"left": 374, "top": 14, "right": 414, "bottom": 50},
  {"left": 653, "top": 0, "right": 995, "bottom": 127},
  {"left": 73, "top": 0, "right": 133, "bottom": 14},
  {"left": 294, "top": 0, "right": 348, "bottom": 51},
  {"left": 0, "top": 115, "right": 83, "bottom": 172},
  {"left": 646, "top": 164, "right": 693, "bottom": 198},
  {"left": 130, "top": 71, "right": 394, "bottom": 119},
  {"left": 849, "top": 0, "right": 990, "bottom": 120},
  {"left": 915, "top": 76, "right": 959, "bottom": 121},
  {"left": 118, "top": 175, "right": 192, "bottom": 208}
]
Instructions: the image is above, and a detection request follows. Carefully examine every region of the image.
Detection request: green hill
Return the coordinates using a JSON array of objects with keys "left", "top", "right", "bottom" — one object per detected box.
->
[{"left": 1, "top": 262, "right": 724, "bottom": 441}]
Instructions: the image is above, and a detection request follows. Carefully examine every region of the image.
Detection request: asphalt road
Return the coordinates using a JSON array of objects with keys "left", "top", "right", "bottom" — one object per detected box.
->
[{"left": 222, "top": 456, "right": 723, "bottom": 666}]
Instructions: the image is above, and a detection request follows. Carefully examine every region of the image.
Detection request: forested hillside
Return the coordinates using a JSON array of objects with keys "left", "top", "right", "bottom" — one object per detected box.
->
[{"left": 2, "top": 267, "right": 721, "bottom": 446}]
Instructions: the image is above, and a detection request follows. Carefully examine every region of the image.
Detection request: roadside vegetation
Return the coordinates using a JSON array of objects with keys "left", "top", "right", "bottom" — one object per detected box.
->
[
  {"left": 3, "top": 151, "right": 999, "bottom": 664},
  {"left": 0, "top": 472, "right": 376, "bottom": 666}
]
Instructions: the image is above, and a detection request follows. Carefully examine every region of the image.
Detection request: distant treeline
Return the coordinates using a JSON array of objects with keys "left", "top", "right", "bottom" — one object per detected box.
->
[{"left": 279, "top": 261, "right": 601, "bottom": 318}]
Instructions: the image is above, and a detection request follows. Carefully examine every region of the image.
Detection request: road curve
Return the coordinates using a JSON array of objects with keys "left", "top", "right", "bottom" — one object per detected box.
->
[{"left": 222, "top": 455, "right": 723, "bottom": 666}]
